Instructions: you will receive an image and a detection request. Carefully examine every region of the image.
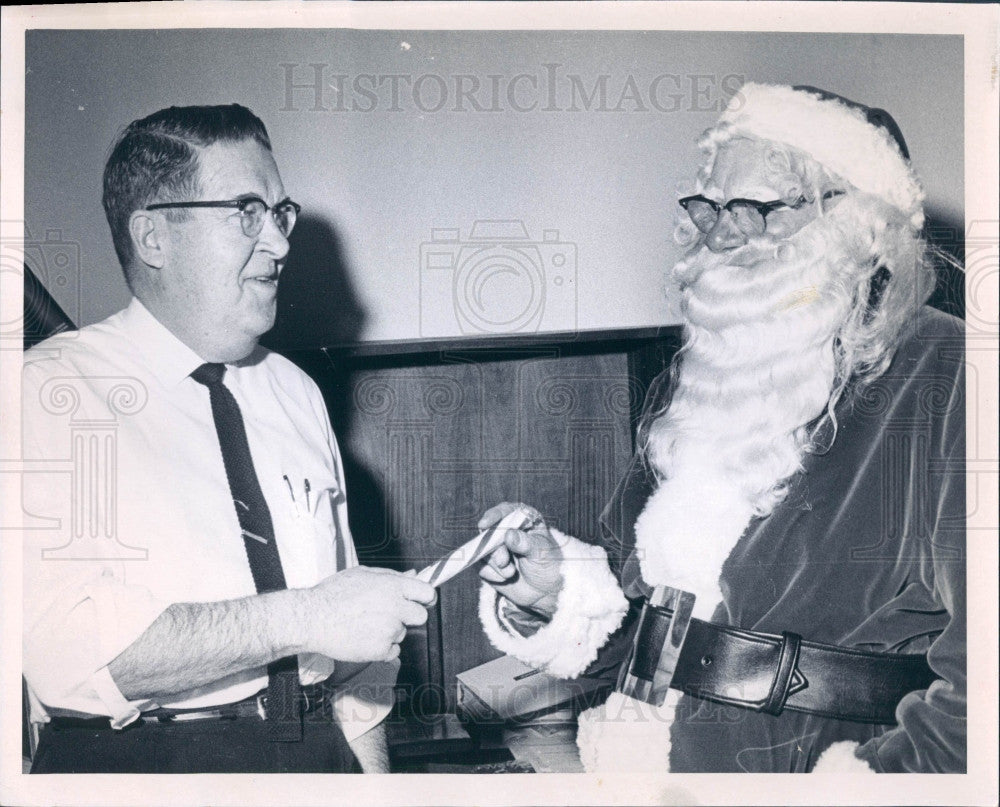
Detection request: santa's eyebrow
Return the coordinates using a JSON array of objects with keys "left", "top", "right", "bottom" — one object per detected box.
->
[
  {"left": 696, "top": 191, "right": 726, "bottom": 206},
  {"left": 734, "top": 186, "right": 783, "bottom": 201}
]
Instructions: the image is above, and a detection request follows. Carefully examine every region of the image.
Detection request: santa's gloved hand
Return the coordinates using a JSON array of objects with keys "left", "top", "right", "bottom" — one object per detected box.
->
[{"left": 477, "top": 502, "right": 565, "bottom": 619}]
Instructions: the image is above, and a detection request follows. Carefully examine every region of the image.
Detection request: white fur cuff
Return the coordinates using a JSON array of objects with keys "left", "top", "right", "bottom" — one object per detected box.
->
[
  {"left": 478, "top": 530, "right": 628, "bottom": 679},
  {"left": 577, "top": 690, "right": 676, "bottom": 773},
  {"left": 811, "top": 740, "right": 877, "bottom": 773}
]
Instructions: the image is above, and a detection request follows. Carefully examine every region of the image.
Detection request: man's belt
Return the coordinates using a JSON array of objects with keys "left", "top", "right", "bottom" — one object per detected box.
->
[
  {"left": 48, "top": 681, "right": 332, "bottom": 730},
  {"left": 617, "top": 586, "right": 936, "bottom": 725}
]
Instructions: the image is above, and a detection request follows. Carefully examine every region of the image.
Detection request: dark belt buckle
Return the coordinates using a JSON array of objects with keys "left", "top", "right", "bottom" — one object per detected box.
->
[{"left": 617, "top": 585, "right": 696, "bottom": 707}]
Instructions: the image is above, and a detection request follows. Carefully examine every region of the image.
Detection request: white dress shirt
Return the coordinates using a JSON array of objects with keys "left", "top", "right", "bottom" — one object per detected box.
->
[{"left": 21, "top": 297, "right": 396, "bottom": 739}]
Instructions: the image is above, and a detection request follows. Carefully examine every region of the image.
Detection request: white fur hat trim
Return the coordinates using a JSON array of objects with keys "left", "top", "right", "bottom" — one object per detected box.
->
[{"left": 719, "top": 83, "right": 925, "bottom": 229}]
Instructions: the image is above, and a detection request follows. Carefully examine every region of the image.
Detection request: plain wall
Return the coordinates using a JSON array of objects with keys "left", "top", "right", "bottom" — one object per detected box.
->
[{"left": 24, "top": 29, "right": 963, "bottom": 345}]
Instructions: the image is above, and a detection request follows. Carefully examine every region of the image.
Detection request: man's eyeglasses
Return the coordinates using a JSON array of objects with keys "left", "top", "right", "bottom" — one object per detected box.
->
[
  {"left": 145, "top": 196, "right": 301, "bottom": 238},
  {"left": 678, "top": 191, "right": 843, "bottom": 237}
]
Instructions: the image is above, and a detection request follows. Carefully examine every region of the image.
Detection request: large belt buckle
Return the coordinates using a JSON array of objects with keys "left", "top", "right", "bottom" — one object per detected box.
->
[{"left": 617, "top": 585, "right": 696, "bottom": 707}]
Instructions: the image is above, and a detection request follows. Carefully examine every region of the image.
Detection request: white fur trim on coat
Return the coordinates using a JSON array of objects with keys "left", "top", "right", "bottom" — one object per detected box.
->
[
  {"left": 634, "top": 470, "right": 755, "bottom": 621},
  {"left": 576, "top": 690, "right": 677, "bottom": 773},
  {"left": 478, "top": 530, "right": 628, "bottom": 680},
  {"left": 811, "top": 740, "right": 877, "bottom": 773},
  {"left": 719, "top": 83, "right": 925, "bottom": 229}
]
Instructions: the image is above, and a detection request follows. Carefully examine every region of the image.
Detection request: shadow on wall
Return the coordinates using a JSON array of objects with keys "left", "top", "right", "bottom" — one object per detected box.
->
[
  {"left": 260, "top": 216, "right": 399, "bottom": 567},
  {"left": 263, "top": 214, "right": 366, "bottom": 351}
]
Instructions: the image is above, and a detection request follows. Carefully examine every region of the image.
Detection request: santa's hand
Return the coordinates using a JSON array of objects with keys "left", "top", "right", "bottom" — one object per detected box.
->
[{"left": 477, "top": 502, "right": 564, "bottom": 618}]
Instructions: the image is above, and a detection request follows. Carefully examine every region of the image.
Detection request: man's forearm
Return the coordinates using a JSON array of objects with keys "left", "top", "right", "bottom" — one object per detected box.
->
[
  {"left": 348, "top": 723, "right": 390, "bottom": 773},
  {"left": 105, "top": 565, "right": 432, "bottom": 702},
  {"left": 108, "top": 589, "right": 305, "bottom": 700}
]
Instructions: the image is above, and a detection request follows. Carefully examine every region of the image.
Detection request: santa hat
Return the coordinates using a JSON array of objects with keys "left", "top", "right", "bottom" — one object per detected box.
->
[{"left": 716, "top": 83, "right": 925, "bottom": 230}]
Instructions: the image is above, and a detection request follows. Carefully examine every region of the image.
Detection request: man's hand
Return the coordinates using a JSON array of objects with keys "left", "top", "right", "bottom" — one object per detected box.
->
[
  {"left": 478, "top": 502, "right": 564, "bottom": 618},
  {"left": 109, "top": 567, "right": 433, "bottom": 701},
  {"left": 296, "top": 567, "right": 436, "bottom": 662}
]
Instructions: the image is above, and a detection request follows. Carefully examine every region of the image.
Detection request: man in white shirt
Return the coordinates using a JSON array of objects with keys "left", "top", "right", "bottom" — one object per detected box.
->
[{"left": 22, "top": 103, "right": 436, "bottom": 773}]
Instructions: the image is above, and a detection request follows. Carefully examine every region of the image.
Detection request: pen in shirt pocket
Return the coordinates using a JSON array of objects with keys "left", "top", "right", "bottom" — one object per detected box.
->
[
  {"left": 283, "top": 474, "right": 303, "bottom": 518},
  {"left": 282, "top": 474, "right": 315, "bottom": 517}
]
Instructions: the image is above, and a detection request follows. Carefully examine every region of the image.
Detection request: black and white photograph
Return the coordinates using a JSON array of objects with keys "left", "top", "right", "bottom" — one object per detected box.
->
[{"left": 1, "top": 3, "right": 997, "bottom": 805}]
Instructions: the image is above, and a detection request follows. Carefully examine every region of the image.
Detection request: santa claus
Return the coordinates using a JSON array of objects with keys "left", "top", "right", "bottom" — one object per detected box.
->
[{"left": 478, "top": 83, "right": 965, "bottom": 773}]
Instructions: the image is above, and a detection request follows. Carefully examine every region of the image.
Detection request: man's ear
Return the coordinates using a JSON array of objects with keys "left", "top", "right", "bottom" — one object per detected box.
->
[{"left": 128, "top": 210, "right": 166, "bottom": 269}]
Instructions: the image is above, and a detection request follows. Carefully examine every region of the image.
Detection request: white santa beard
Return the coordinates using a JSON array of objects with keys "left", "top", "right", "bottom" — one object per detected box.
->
[
  {"left": 638, "top": 219, "right": 853, "bottom": 615},
  {"left": 578, "top": 221, "right": 857, "bottom": 773}
]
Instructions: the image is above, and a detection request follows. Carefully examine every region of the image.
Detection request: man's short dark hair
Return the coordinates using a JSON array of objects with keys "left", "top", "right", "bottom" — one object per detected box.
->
[{"left": 102, "top": 104, "right": 272, "bottom": 281}]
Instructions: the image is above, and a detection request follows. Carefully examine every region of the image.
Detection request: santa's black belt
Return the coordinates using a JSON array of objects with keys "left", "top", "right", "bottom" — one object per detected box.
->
[{"left": 617, "top": 586, "right": 936, "bottom": 725}]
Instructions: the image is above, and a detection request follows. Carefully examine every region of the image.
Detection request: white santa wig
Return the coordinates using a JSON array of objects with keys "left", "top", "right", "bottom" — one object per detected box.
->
[{"left": 645, "top": 83, "right": 941, "bottom": 514}]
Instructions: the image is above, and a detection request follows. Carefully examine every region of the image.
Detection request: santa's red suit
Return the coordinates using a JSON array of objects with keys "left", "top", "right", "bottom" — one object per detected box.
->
[{"left": 478, "top": 83, "right": 966, "bottom": 774}]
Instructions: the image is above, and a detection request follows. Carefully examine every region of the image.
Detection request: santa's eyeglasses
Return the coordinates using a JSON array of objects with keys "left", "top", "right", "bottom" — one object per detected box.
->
[{"left": 679, "top": 190, "right": 843, "bottom": 236}]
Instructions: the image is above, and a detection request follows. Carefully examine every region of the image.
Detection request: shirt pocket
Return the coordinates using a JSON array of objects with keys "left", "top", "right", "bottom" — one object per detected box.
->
[{"left": 280, "top": 478, "right": 344, "bottom": 587}]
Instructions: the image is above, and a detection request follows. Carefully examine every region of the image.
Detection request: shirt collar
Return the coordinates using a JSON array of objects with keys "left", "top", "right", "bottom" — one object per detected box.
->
[{"left": 119, "top": 297, "right": 210, "bottom": 388}]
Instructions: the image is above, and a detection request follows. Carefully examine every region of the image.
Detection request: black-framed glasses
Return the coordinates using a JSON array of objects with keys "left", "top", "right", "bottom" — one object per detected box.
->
[
  {"left": 145, "top": 196, "right": 301, "bottom": 238},
  {"left": 678, "top": 194, "right": 801, "bottom": 236},
  {"left": 678, "top": 191, "right": 843, "bottom": 237}
]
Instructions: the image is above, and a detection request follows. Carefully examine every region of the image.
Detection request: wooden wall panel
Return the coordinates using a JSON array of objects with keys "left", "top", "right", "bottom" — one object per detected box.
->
[{"left": 298, "top": 348, "right": 636, "bottom": 711}]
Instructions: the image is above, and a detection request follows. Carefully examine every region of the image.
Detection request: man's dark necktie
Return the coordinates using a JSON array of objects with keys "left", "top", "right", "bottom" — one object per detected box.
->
[{"left": 191, "top": 362, "right": 302, "bottom": 741}]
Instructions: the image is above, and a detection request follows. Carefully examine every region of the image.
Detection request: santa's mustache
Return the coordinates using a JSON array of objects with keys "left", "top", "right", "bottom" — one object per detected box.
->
[{"left": 674, "top": 213, "right": 855, "bottom": 338}]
